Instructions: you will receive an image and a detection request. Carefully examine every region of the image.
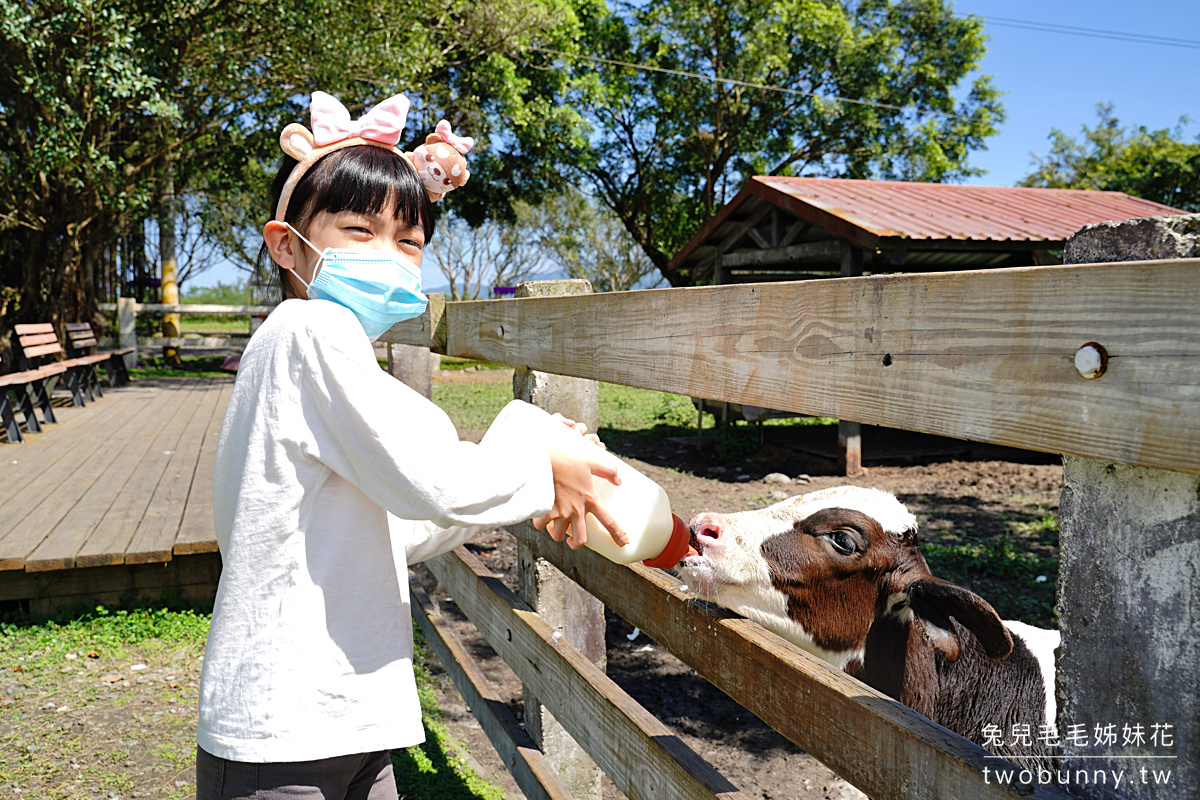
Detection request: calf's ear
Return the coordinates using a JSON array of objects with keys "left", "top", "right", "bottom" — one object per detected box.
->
[{"left": 906, "top": 578, "right": 1013, "bottom": 661}]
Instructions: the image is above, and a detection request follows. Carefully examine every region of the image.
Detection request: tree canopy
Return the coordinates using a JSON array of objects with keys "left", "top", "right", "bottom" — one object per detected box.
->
[
  {"left": 457, "top": 0, "right": 1004, "bottom": 286},
  {"left": 0, "top": 0, "right": 580, "bottom": 328},
  {"left": 1020, "top": 103, "right": 1200, "bottom": 213},
  {"left": 2, "top": 0, "right": 1006, "bottom": 338}
]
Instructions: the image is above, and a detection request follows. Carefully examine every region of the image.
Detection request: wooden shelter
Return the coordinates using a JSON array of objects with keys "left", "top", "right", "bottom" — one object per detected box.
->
[{"left": 671, "top": 177, "right": 1184, "bottom": 472}]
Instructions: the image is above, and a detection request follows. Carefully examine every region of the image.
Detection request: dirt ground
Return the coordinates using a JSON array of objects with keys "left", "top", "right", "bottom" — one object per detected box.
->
[
  {"left": 419, "top": 369, "right": 1064, "bottom": 800},
  {"left": 0, "top": 636, "right": 203, "bottom": 799}
]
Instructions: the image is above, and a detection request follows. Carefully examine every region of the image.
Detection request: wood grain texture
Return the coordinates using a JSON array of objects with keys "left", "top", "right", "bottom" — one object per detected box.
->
[
  {"left": 427, "top": 261, "right": 1199, "bottom": 473},
  {"left": 73, "top": 380, "right": 211, "bottom": 568},
  {"left": 125, "top": 381, "right": 226, "bottom": 564},
  {"left": 0, "top": 552, "right": 222, "bottom": 613},
  {"left": 425, "top": 547, "right": 747, "bottom": 800},
  {"left": 378, "top": 293, "right": 446, "bottom": 351},
  {"left": 22, "top": 383, "right": 193, "bottom": 571},
  {"left": 0, "top": 397, "right": 129, "bottom": 508},
  {"left": 174, "top": 382, "right": 234, "bottom": 555},
  {"left": 719, "top": 238, "right": 842, "bottom": 267},
  {"left": 410, "top": 586, "right": 573, "bottom": 800},
  {"left": 513, "top": 527, "right": 1072, "bottom": 800},
  {"left": 0, "top": 388, "right": 173, "bottom": 570}
]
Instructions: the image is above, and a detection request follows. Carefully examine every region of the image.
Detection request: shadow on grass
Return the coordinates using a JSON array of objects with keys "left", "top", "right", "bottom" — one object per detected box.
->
[{"left": 391, "top": 724, "right": 506, "bottom": 800}]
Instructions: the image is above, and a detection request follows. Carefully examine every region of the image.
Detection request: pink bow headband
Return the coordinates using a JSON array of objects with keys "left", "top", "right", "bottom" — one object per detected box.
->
[{"left": 274, "top": 91, "right": 476, "bottom": 221}]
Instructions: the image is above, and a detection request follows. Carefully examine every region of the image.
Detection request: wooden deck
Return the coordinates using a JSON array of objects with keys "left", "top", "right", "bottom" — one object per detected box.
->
[{"left": 0, "top": 377, "right": 232, "bottom": 616}]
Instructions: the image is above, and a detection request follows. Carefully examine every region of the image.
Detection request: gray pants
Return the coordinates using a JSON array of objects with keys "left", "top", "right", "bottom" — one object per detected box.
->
[{"left": 195, "top": 747, "right": 398, "bottom": 800}]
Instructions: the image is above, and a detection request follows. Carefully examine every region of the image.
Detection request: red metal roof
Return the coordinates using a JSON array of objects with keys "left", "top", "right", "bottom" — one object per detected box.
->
[
  {"left": 756, "top": 177, "right": 1180, "bottom": 241},
  {"left": 671, "top": 177, "right": 1184, "bottom": 271}
]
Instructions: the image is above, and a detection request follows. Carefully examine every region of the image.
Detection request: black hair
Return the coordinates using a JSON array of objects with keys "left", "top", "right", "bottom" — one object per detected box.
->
[{"left": 256, "top": 145, "right": 436, "bottom": 301}]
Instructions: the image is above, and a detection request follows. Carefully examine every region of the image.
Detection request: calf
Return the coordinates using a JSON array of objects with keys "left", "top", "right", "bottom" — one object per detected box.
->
[{"left": 677, "top": 486, "right": 1059, "bottom": 766}]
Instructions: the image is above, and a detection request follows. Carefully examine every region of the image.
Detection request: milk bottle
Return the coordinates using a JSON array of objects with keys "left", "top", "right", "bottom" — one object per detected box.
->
[{"left": 481, "top": 400, "right": 693, "bottom": 568}]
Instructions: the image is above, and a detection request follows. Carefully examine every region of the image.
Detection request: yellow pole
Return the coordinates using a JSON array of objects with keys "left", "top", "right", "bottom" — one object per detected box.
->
[{"left": 160, "top": 165, "right": 180, "bottom": 363}]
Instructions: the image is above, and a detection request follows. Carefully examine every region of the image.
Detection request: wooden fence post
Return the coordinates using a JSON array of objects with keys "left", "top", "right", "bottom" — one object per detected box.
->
[
  {"left": 117, "top": 297, "right": 138, "bottom": 367},
  {"left": 1057, "top": 214, "right": 1200, "bottom": 799},
  {"left": 838, "top": 242, "right": 863, "bottom": 476},
  {"left": 512, "top": 279, "right": 604, "bottom": 800}
]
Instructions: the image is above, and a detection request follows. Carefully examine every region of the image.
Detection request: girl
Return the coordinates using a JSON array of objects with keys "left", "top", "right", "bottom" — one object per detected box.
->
[{"left": 195, "top": 93, "right": 624, "bottom": 800}]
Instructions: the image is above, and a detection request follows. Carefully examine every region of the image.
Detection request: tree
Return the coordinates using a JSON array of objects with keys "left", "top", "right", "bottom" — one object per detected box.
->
[
  {"left": 1020, "top": 104, "right": 1200, "bottom": 212},
  {"left": 0, "top": 1, "right": 162, "bottom": 330},
  {"left": 457, "top": 0, "right": 1004, "bottom": 286},
  {"left": 430, "top": 216, "right": 548, "bottom": 300},
  {"left": 0, "top": 0, "right": 585, "bottom": 334},
  {"left": 518, "top": 191, "right": 661, "bottom": 291},
  {"left": 143, "top": 196, "right": 225, "bottom": 291}
]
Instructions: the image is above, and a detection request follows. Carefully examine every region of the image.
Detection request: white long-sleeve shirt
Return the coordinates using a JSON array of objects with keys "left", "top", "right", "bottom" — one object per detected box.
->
[{"left": 197, "top": 298, "right": 553, "bottom": 763}]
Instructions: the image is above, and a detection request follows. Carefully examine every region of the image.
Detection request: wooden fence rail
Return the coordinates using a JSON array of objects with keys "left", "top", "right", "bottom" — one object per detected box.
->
[
  {"left": 97, "top": 300, "right": 277, "bottom": 362},
  {"left": 97, "top": 302, "right": 276, "bottom": 317},
  {"left": 507, "top": 527, "right": 1068, "bottom": 800},
  {"left": 382, "top": 260, "right": 1200, "bottom": 474},
  {"left": 383, "top": 259, "right": 1197, "bottom": 798},
  {"left": 373, "top": 259, "right": 1200, "bottom": 798},
  {"left": 411, "top": 585, "right": 573, "bottom": 800}
]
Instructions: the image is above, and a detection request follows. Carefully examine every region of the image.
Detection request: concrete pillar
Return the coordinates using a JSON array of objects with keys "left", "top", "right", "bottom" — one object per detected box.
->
[
  {"left": 117, "top": 297, "right": 138, "bottom": 367},
  {"left": 1056, "top": 213, "right": 1200, "bottom": 799},
  {"left": 512, "top": 279, "right": 604, "bottom": 800},
  {"left": 386, "top": 342, "right": 434, "bottom": 399}
]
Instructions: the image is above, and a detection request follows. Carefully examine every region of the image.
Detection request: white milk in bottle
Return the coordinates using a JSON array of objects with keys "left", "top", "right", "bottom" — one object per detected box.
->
[{"left": 481, "top": 400, "right": 693, "bottom": 567}]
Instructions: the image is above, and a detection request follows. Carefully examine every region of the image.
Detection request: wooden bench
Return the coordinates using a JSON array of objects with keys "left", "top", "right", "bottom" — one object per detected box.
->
[
  {"left": 14, "top": 323, "right": 110, "bottom": 407},
  {"left": 65, "top": 322, "right": 134, "bottom": 387},
  {"left": 0, "top": 361, "right": 68, "bottom": 443}
]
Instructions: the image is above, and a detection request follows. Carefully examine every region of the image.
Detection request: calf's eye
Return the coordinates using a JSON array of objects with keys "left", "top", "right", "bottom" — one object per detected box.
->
[{"left": 829, "top": 531, "right": 857, "bottom": 555}]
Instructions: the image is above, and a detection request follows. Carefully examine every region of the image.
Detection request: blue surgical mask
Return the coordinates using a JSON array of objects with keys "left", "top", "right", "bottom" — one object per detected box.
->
[{"left": 288, "top": 224, "right": 428, "bottom": 341}]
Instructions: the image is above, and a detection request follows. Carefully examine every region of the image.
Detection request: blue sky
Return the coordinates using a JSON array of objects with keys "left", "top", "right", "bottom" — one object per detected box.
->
[
  {"left": 952, "top": 0, "right": 1199, "bottom": 186},
  {"left": 193, "top": 0, "right": 1199, "bottom": 288}
]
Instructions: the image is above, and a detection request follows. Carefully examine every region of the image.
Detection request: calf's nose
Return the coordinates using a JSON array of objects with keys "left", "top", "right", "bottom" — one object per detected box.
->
[{"left": 689, "top": 513, "right": 724, "bottom": 550}]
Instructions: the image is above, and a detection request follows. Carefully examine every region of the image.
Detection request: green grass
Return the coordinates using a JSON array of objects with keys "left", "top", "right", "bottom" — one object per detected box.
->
[
  {"left": 0, "top": 604, "right": 212, "bottom": 800},
  {"left": 438, "top": 356, "right": 508, "bottom": 372},
  {"left": 0, "top": 605, "right": 210, "bottom": 666},
  {"left": 126, "top": 355, "right": 232, "bottom": 379},
  {"left": 179, "top": 317, "right": 251, "bottom": 336},
  {"left": 430, "top": 377, "right": 721, "bottom": 439},
  {"left": 0, "top": 605, "right": 506, "bottom": 800},
  {"left": 392, "top": 631, "right": 506, "bottom": 800},
  {"left": 432, "top": 381, "right": 514, "bottom": 432},
  {"left": 429, "top": 360, "right": 837, "bottom": 468},
  {"left": 182, "top": 281, "right": 254, "bottom": 306},
  {"left": 920, "top": 515, "right": 1060, "bottom": 627}
]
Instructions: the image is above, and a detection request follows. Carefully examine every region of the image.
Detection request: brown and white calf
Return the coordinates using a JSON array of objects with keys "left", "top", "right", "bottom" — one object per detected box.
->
[{"left": 677, "top": 486, "right": 1059, "bottom": 765}]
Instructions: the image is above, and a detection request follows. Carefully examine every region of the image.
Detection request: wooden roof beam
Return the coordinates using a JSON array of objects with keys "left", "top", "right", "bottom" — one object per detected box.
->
[{"left": 719, "top": 239, "right": 843, "bottom": 268}]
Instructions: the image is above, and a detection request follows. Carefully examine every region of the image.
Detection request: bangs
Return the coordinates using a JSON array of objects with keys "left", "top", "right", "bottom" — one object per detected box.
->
[{"left": 288, "top": 145, "right": 435, "bottom": 242}]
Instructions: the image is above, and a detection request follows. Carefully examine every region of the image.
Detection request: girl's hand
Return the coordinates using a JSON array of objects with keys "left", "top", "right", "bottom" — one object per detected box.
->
[
  {"left": 551, "top": 413, "right": 607, "bottom": 450},
  {"left": 532, "top": 450, "right": 628, "bottom": 549}
]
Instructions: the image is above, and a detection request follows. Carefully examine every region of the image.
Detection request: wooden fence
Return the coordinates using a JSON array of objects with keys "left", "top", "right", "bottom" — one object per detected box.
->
[
  {"left": 380, "top": 258, "right": 1199, "bottom": 800},
  {"left": 98, "top": 300, "right": 276, "bottom": 360}
]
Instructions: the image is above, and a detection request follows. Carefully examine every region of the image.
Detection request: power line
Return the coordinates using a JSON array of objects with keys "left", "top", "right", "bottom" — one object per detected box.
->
[
  {"left": 1109, "top": 0, "right": 1200, "bottom": 10},
  {"left": 531, "top": 48, "right": 974, "bottom": 119},
  {"left": 984, "top": 15, "right": 1200, "bottom": 49},
  {"left": 534, "top": 11, "right": 1199, "bottom": 120}
]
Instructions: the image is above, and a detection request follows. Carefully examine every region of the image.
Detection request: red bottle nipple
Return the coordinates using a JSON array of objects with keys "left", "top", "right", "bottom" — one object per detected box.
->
[{"left": 642, "top": 514, "right": 695, "bottom": 569}]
